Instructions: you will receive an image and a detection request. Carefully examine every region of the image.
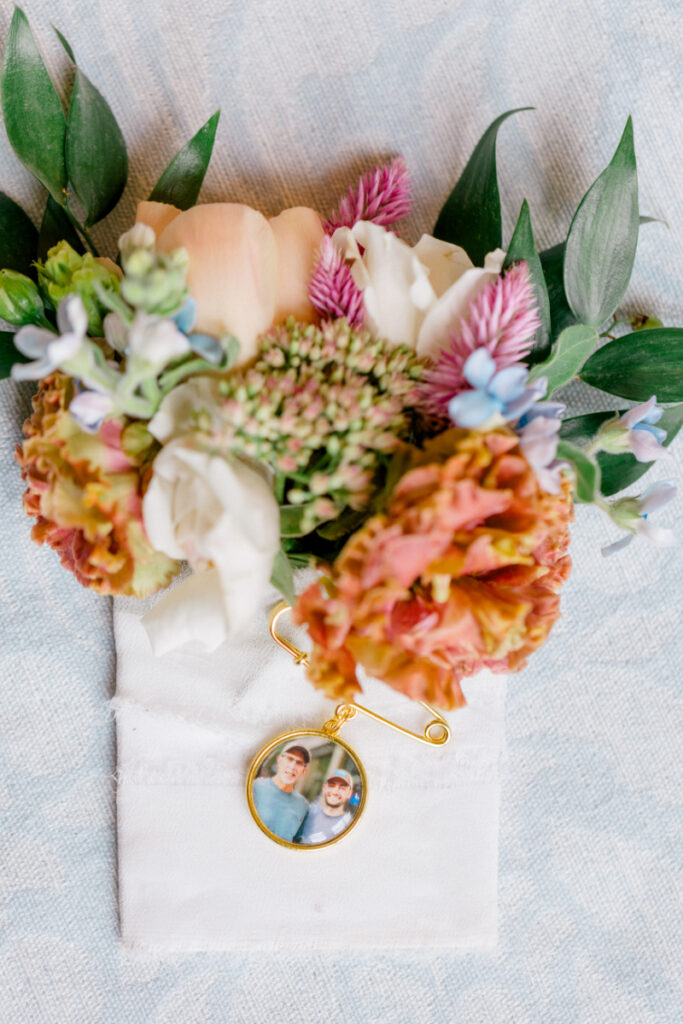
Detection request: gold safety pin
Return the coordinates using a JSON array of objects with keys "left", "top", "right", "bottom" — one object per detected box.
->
[{"left": 268, "top": 600, "right": 451, "bottom": 748}]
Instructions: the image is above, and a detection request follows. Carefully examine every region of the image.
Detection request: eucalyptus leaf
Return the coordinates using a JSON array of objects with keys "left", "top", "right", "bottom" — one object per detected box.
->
[
  {"left": 560, "top": 404, "right": 683, "bottom": 496},
  {"left": 527, "top": 324, "right": 597, "bottom": 394},
  {"left": 0, "top": 329, "right": 27, "bottom": 379},
  {"left": 539, "top": 243, "right": 578, "bottom": 342},
  {"left": 556, "top": 440, "right": 601, "bottom": 503},
  {"left": 270, "top": 548, "right": 296, "bottom": 605},
  {"left": 580, "top": 328, "right": 683, "bottom": 401},
  {"left": 149, "top": 110, "right": 220, "bottom": 210},
  {"left": 1, "top": 8, "right": 67, "bottom": 202},
  {"left": 38, "top": 194, "right": 84, "bottom": 259},
  {"left": 0, "top": 193, "right": 38, "bottom": 276},
  {"left": 56, "top": 31, "right": 128, "bottom": 226},
  {"left": 504, "top": 198, "right": 550, "bottom": 359},
  {"left": 563, "top": 117, "right": 638, "bottom": 327},
  {"left": 433, "top": 107, "right": 533, "bottom": 265}
]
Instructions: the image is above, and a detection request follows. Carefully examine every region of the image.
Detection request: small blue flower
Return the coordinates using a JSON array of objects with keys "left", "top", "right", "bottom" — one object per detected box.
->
[
  {"left": 621, "top": 395, "right": 665, "bottom": 439},
  {"left": 447, "top": 348, "right": 547, "bottom": 429},
  {"left": 173, "top": 295, "right": 197, "bottom": 334},
  {"left": 187, "top": 332, "right": 225, "bottom": 364},
  {"left": 594, "top": 396, "right": 667, "bottom": 463},
  {"left": 68, "top": 388, "right": 114, "bottom": 433},
  {"left": 602, "top": 479, "right": 678, "bottom": 556},
  {"left": 517, "top": 400, "right": 566, "bottom": 429}
]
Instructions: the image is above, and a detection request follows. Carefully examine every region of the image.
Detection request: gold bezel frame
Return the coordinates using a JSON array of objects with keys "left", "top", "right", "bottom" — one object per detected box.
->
[{"left": 246, "top": 728, "right": 367, "bottom": 851}]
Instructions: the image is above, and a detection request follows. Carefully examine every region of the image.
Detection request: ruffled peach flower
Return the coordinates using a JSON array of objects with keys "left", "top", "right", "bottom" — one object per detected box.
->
[
  {"left": 294, "top": 428, "right": 573, "bottom": 709},
  {"left": 136, "top": 201, "right": 324, "bottom": 363},
  {"left": 16, "top": 372, "right": 180, "bottom": 596}
]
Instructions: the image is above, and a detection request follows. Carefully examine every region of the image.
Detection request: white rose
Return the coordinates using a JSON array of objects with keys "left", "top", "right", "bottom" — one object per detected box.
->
[
  {"left": 141, "top": 440, "right": 280, "bottom": 654},
  {"left": 332, "top": 221, "right": 505, "bottom": 359}
]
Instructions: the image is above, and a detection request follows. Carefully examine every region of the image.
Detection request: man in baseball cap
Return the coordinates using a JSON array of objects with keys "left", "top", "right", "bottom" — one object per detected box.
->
[
  {"left": 252, "top": 742, "right": 311, "bottom": 842},
  {"left": 295, "top": 767, "right": 355, "bottom": 845}
]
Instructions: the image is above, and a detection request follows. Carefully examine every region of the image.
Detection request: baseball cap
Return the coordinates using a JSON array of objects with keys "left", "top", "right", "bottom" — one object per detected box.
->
[
  {"left": 324, "top": 768, "right": 353, "bottom": 787},
  {"left": 282, "top": 743, "right": 310, "bottom": 764}
]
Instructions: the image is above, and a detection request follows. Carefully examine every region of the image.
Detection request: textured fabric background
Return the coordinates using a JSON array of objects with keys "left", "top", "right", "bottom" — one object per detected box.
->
[{"left": 0, "top": 0, "right": 681, "bottom": 1020}]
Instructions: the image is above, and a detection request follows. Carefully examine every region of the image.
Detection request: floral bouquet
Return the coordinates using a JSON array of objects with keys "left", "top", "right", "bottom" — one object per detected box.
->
[{"left": 3, "top": 9, "right": 681, "bottom": 713}]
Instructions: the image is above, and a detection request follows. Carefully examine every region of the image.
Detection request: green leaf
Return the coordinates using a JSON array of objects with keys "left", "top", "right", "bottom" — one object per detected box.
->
[
  {"left": 280, "top": 505, "right": 308, "bottom": 537},
  {"left": 0, "top": 193, "right": 38, "bottom": 276},
  {"left": 560, "top": 404, "right": 683, "bottom": 496},
  {"left": 640, "top": 214, "right": 668, "bottom": 228},
  {"left": 539, "top": 243, "right": 578, "bottom": 343},
  {"left": 580, "top": 328, "right": 683, "bottom": 401},
  {"left": 527, "top": 324, "right": 598, "bottom": 395},
  {"left": 149, "top": 111, "right": 220, "bottom": 210},
  {"left": 631, "top": 314, "right": 662, "bottom": 331},
  {"left": 316, "top": 508, "right": 366, "bottom": 541},
  {"left": 563, "top": 117, "right": 638, "bottom": 327},
  {"left": 556, "top": 440, "right": 601, "bottom": 503},
  {"left": 270, "top": 549, "right": 296, "bottom": 605},
  {"left": 52, "top": 27, "right": 74, "bottom": 62},
  {"left": 0, "top": 329, "right": 27, "bottom": 379},
  {"left": 0, "top": 8, "right": 67, "bottom": 202},
  {"left": 38, "top": 194, "right": 84, "bottom": 259},
  {"left": 433, "top": 107, "right": 533, "bottom": 265},
  {"left": 504, "top": 198, "right": 550, "bottom": 359},
  {"left": 559, "top": 409, "right": 613, "bottom": 448},
  {"left": 56, "top": 31, "right": 128, "bottom": 226}
]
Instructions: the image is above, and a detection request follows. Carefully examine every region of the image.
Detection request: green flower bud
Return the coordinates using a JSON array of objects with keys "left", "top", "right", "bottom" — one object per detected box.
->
[
  {"left": 594, "top": 420, "right": 631, "bottom": 455},
  {"left": 119, "top": 244, "right": 188, "bottom": 316},
  {"left": 0, "top": 270, "right": 48, "bottom": 326},
  {"left": 37, "top": 241, "right": 120, "bottom": 335},
  {"left": 608, "top": 496, "right": 642, "bottom": 531},
  {"left": 124, "top": 249, "right": 154, "bottom": 277}
]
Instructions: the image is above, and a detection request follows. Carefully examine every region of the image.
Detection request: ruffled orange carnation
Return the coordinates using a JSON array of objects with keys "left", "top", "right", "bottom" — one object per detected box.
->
[
  {"left": 294, "top": 428, "right": 573, "bottom": 709},
  {"left": 16, "top": 372, "right": 180, "bottom": 597}
]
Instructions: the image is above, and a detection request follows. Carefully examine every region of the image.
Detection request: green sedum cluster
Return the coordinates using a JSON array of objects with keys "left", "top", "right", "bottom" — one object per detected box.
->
[{"left": 201, "top": 318, "right": 424, "bottom": 537}]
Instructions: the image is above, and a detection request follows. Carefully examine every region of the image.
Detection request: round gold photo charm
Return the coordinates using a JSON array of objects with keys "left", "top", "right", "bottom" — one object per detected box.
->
[
  {"left": 248, "top": 602, "right": 452, "bottom": 851},
  {"left": 246, "top": 728, "right": 367, "bottom": 851}
]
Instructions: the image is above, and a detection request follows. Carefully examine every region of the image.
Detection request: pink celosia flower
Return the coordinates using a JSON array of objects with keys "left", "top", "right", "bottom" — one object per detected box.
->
[
  {"left": 324, "top": 156, "right": 413, "bottom": 233},
  {"left": 421, "top": 262, "right": 541, "bottom": 419},
  {"left": 294, "top": 427, "right": 573, "bottom": 709},
  {"left": 309, "top": 236, "right": 365, "bottom": 327}
]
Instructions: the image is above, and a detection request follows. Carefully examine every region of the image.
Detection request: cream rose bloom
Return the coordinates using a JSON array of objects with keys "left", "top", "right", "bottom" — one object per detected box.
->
[
  {"left": 141, "top": 439, "right": 280, "bottom": 654},
  {"left": 136, "top": 200, "right": 324, "bottom": 365},
  {"left": 332, "top": 221, "right": 505, "bottom": 359}
]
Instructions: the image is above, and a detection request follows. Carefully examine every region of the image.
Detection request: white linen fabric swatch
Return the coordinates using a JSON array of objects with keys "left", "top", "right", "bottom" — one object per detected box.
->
[{"left": 113, "top": 586, "right": 506, "bottom": 951}]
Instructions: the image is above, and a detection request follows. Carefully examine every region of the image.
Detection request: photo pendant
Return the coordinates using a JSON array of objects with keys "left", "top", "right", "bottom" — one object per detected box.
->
[{"left": 246, "top": 728, "right": 367, "bottom": 851}]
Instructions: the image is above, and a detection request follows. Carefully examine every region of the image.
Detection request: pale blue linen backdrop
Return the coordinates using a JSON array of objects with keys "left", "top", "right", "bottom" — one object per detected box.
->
[{"left": 0, "top": 0, "right": 681, "bottom": 1020}]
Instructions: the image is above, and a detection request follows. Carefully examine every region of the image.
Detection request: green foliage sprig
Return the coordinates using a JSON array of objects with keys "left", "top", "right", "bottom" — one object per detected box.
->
[
  {"left": 434, "top": 108, "right": 683, "bottom": 510},
  {"left": 0, "top": 5, "right": 219, "bottom": 374}
]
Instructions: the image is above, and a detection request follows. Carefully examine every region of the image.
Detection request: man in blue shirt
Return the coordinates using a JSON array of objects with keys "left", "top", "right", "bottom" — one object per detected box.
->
[
  {"left": 295, "top": 769, "right": 355, "bottom": 845},
  {"left": 252, "top": 743, "right": 310, "bottom": 842}
]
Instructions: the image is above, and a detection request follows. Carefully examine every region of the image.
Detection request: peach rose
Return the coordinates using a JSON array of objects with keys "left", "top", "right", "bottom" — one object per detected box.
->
[{"left": 136, "top": 200, "right": 324, "bottom": 364}]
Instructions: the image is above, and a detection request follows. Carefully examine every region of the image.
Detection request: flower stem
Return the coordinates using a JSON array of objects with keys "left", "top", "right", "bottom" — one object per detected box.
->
[
  {"left": 158, "top": 357, "right": 214, "bottom": 393},
  {"left": 140, "top": 377, "right": 161, "bottom": 406},
  {"left": 64, "top": 204, "right": 100, "bottom": 257}
]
